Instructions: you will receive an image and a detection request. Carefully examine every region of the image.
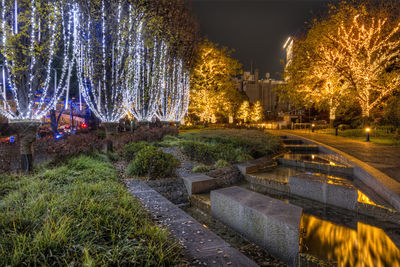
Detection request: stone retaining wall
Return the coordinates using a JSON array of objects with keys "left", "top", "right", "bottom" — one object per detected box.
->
[{"left": 211, "top": 186, "right": 302, "bottom": 266}]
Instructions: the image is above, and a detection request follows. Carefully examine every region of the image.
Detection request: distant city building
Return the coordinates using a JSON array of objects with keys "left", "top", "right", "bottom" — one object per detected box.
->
[{"left": 235, "top": 69, "right": 291, "bottom": 119}]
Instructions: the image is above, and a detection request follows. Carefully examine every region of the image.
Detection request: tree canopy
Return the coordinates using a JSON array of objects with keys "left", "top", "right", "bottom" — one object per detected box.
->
[
  {"left": 189, "top": 39, "right": 244, "bottom": 123},
  {"left": 280, "top": 0, "right": 400, "bottom": 123}
]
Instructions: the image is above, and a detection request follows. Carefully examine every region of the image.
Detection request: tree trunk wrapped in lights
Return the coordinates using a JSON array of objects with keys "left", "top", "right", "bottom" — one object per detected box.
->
[
  {"left": 128, "top": 32, "right": 167, "bottom": 122},
  {"left": 73, "top": 0, "right": 141, "bottom": 151},
  {"left": 156, "top": 58, "right": 190, "bottom": 123},
  {"left": 0, "top": 0, "right": 74, "bottom": 172}
]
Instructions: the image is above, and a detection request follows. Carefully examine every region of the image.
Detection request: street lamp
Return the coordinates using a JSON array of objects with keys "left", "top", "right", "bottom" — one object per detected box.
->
[
  {"left": 365, "top": 127, "right": 371, "bottom": 142},
  {"left": 312, "top": 123, "right": 315, "bottom": 132}
]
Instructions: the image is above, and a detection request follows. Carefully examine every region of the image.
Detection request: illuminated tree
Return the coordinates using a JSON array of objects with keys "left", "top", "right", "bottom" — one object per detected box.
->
[
  {"left": 0, "top": 0, "right": 74, "bottom": 171},
  {"left": 156, "top": 58, "right": 190, "bottom": 122},
  {"left": 325, "top": 7, "right": 400, "bottom": 119},
  {"left": 189, "top": 40, "right": 243, "bottom": 123},
  {"left": 190, "top": 88, "right": 224, "bottom": 123},
  {"left": 282, "top": 1, "right": 400, "bottom": 123},
  {"left": 74, "top": 0, "right": 142, "bottom": 143},
  {"left": 134, "top": 0, "right": 196, "bottom": 123},
  {"left": 250, "top": 101, "right": 264, "bottom": 123},
  {"left": 128, "top": 36, "right": 167, "bottom": 122},
  {"left": 140, "top": 0, "right": 198, "bottom": 67},
  {"left": 236, "top": 100, "right": 250, "bottom": 123},
  {"left": 281, "top": 35, "right": 348, "bottom": 126}
]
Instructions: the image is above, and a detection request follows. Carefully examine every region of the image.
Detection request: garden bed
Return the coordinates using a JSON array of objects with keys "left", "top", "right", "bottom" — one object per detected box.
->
[
  {"left": 160, "top": 129, "right": 283, "bottom": 167},
  {"left": 0, "top": 155, "right": 184, "bottom": 266}
]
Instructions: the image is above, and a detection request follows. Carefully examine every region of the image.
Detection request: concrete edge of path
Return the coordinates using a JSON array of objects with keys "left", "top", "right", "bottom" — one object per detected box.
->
[
  {"left": 277, "top": 131, "right": 400, "bottom": 212},
  {"left": 126, "top": 179, "right": 259, "bottom": 267}
]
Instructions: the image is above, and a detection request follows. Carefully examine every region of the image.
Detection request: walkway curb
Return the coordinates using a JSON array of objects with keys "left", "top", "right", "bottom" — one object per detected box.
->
[
  {"left": 277, "top": 131, "right": 400, "bottom": 211},
  {"left": 126, "top": 180, "right": 259, "bottom": 267}
]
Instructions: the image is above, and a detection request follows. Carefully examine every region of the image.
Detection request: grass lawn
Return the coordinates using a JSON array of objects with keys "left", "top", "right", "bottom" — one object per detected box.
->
[
  {"left": 316, "top": 128, "right": 400, "bottom": 146},
  {"left": 0, "top": 155, "right": 183, "bottom": 266}
]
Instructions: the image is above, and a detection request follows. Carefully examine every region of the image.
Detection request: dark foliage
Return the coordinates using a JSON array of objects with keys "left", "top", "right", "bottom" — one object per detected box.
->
[
  {"left": 45, "top": 133, "right": 102, "bottom": 162},
  {"left": 118, "top": 126, "right": 178, "bottom": 149}
]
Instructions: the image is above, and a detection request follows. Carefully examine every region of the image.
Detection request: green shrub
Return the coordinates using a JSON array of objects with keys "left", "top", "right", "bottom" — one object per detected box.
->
[
  {"left": 192, "top": 165, "right": 210, "bottom": 173},
  {"left": 159, "top": 135, "right": 185, "bottom": 147},
  {"left": 215, "top": 159, "right": 230, "bottom": 168},
  {"left": 122, "top": 141, "right": 151, "bottom": 161},
  {"left": 235, "top": 152, "right": 254, "bottom": 162},
  {"left": 0, "top": 155, "right": 183, "bottom": 266},
  {"left": 212, "top": 143, "right": 238, "bottom": 162},
  {"left": 180, "top": 141, "right": 216, "bottom": 164},
  {"left": 106, "top": 152, "right": 119, "bottom": 161},
  {"left": 127, "top": 146, "right": 180, "bottom": 179},
  {"left": 0, "top": 174, "right": 20, "bottom": 198}
]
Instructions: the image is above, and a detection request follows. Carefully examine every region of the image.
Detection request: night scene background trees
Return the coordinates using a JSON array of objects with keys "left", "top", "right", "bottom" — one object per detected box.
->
[
  {"left": 279, "top": 0, "right": 400, "bottom": 128},
  {"left": 1, "top": 0, "right": 400, "bottom": 166}
]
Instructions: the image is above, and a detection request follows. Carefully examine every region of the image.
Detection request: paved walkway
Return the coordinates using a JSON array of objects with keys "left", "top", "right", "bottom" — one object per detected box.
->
[{"left": 272, "top": 130, "right": 400, "bottom": 183}]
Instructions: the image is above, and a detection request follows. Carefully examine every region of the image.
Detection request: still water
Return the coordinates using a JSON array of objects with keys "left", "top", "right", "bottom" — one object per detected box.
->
[
  {"left": 301, "top": 214, "right": 400, "bottom": 267},
  {"left": 249, "top": 164, "right": 400, "bottom": 266}
]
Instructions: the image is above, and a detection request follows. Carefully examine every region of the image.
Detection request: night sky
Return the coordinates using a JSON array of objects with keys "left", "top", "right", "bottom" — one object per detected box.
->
[{"left": 189, "top": 0, "right": 337, "bottom": 79}]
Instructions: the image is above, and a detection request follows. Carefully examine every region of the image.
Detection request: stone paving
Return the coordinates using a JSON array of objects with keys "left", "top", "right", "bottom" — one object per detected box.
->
[
  {"left": 274, "top": 130, "right": 400, "bottom": 183},
  {"left": 125, "top": 179, "right": 259, "bottom": 267}
]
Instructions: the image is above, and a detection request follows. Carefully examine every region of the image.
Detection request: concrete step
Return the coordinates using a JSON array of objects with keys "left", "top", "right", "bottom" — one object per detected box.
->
[
  {"left": 181, "top": 173, "right": 216, "bottom": 195},
  {"left": 289, "top": 173, "right": 358, "bottom": 210},
  {"left": 237, "top": 156, "right": 276, "bottom": 175},
  {"left": 278, "top": 154, "right": 353, "bottom": 177},
  {"left": 211, "top": 186, "right": 302, "bottom": 266}
]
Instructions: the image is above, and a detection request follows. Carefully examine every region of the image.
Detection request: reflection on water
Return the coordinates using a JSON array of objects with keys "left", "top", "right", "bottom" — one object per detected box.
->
[
  {"left": 358, "top": 191, "right": 377, "bottom": 206},
  {"left": 251, "top": 166, "right": 302, "bottom": 183},
  {"left": 253, "top": 166, "right": 351, "bottom": 187},
  {"left": 301, "top": 214, "right": 400, "bottom": 267},
  {"left": 282, "top": 153, "right": 347, "bottom": 167}
]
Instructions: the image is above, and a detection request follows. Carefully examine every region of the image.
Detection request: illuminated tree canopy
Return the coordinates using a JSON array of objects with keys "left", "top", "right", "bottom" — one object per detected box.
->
[
  {"left": 236, "top": 100, "right": 250, "bottom": 123},
  {"left": 74, "top": 0, "right": 141, "bottom": 123},
  {"left": 189, "top": 39, "right": 244, "bottom": 123},
  {"left": 250, "top": 101, "right": 264, "bottom": 123},
  {"left": 74, "top": 0, "right": 194, "bottom": 124},
  {"left": 281, "top": 0, "right": 400, "bottom": 121},
  {"left": 0, "top": 0, "right": 74, "bottom": 121}
]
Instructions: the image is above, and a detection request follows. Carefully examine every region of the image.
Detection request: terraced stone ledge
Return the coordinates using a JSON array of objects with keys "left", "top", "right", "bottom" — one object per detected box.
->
[
  {"left": 278, "top": 132, "right": 400, "bottom": 212},
  {"left": 277, "top": 156, "right": 354, "bottom": 177},
  {"left": 211, "top": 186, "right": 302, "bottom": 266},
  {"left": 237, "top": 156, "right": 276, "bottom": 175}
]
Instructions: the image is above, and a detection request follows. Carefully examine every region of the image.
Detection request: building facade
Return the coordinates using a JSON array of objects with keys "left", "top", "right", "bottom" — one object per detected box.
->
[{"left": 236, "top": 69, "right": 290, "bottom": 119}]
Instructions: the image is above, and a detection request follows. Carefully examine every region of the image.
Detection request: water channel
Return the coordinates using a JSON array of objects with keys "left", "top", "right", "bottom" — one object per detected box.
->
[{"left": 186, "top": 144, "right": 400, "bottom": 266}]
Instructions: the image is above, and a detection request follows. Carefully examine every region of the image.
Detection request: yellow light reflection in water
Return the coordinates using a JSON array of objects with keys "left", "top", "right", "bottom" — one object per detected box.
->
[
  {"left": 357, "top": 191, "right": 377, "bottom": 206},
  {"left": 300, "top": 214, "right": 400, "bottom": 267}
]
